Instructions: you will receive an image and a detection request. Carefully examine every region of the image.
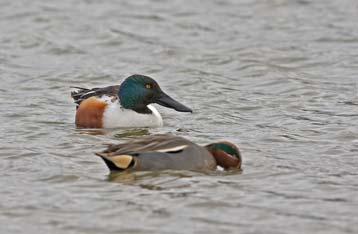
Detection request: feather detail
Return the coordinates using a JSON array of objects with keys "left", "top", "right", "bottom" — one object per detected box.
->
[
  {"left": 75, "top": 97, "right": 108, "bottom": 128},
  {"left": 71, "top": 85, "right": 120, "bottom": 107}
]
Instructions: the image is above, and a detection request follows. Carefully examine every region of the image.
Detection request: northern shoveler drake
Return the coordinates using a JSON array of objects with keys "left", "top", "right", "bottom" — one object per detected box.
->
[
  {"left": 96, "top": 134, "right": 242, "bottom": 172},
  {"left": 71, "top": 74, "right": 192, "bottom": 128}
]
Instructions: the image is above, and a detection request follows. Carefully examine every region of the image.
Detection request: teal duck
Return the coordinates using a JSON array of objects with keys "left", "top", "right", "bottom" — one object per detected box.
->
[{"left": 96, "top": 134, "right": 241, "bottom": 172}]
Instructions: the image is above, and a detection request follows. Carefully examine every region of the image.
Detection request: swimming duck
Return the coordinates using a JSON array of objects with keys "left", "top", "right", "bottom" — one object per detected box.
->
[
  {"left": 71, "top": 74, "right": 192, "bottom": 128},
  {"left": 96, "top": 134, "right": 241, "bottom": 172}
]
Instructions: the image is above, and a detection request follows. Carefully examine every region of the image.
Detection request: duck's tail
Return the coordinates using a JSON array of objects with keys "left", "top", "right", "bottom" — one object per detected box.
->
[{"left": 95, "top": 152, "right": 136, "bottom": 172}]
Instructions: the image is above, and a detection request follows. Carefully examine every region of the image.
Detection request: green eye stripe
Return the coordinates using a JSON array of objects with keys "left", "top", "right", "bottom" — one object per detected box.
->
[{"left": 214, "top": 143, "right": 239, "bottom": 157}]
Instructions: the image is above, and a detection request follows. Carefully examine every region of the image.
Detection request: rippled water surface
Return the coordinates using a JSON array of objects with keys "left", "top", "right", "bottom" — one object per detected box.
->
[{"left": 1, "top": 0, "right": 358, "bottom": 233}]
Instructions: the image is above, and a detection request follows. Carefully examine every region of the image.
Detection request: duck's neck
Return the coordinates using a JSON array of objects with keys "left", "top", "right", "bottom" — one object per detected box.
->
[
  {"left": 131, "top": 106, "right": 153, "bottom": 114},
  {"left": 119, "top": 99, "right": 152, "bottom": 114}
]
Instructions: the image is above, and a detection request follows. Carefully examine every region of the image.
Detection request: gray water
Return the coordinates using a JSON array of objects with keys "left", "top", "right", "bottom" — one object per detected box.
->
[{"left": 1, "top": 0, "right": 358, "bottom": 233}]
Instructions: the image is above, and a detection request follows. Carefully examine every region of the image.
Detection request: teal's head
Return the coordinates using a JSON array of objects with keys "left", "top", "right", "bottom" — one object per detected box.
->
[
  {"left": 205, "top": 141, "right": 242, "bottom": 169},
  {"left": 118, "top": 74, "right": 192, "bottom": 114}
]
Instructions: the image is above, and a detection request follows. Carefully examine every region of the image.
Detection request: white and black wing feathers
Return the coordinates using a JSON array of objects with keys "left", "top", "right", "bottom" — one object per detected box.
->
[{"left": 71, "top": 85, "right": 120, "bottom": 107}]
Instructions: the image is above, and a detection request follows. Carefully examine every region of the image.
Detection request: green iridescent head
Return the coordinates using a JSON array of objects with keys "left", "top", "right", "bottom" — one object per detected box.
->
[
  {"left": 118, "top": 74, "right": 192, "bottom": 114},
  {"left": 205, "top": 141, "right": 242, "bottom": 169}
]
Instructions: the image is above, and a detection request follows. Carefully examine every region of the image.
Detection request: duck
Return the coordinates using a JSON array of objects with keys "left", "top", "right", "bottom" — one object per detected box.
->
[
  {"left": 71, "top": 74, "right": 192, "bottom": 128},
  {"left": 95, "top": 134, "right": 242, "bottom": 172}
]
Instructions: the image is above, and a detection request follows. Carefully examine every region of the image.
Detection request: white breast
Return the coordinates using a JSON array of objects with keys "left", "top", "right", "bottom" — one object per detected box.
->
[{"left": 102, "top": 101, "right": 163, "bottom": 128}]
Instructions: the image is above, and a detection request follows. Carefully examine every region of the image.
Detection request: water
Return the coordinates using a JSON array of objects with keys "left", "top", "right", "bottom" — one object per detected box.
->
[{"left": 1, "top": 0, "right": 358, "bottom": 233}]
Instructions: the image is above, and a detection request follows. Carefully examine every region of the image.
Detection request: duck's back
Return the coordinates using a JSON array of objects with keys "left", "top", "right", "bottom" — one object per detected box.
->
[{"left": 135, "top": 145, "right": 216, "bottom": 171}]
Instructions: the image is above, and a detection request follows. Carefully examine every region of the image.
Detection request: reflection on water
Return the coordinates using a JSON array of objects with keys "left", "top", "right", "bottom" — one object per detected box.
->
[
  {"left": 1, "top": 0, "right": 358, "bottom": 233},
  {"left": 113, "top": 128, "right": 151, "bottom": 139},
  {"left": 107, "top": 169, "right": 243, "bottom": 186},
  {"left": 76, "top": 128, "right": 110, "bottom": 136},
  {"left": 108, "top": 170, "right": 196, "bottom": 186}
]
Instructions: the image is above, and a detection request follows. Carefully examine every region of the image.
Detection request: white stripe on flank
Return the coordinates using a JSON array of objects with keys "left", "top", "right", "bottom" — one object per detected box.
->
[{"left": 156, "top": 145, "right": 188, "bottom": 153}]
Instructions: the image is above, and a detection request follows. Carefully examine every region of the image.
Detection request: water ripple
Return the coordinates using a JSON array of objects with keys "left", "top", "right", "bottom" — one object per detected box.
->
[{"left": 1, "top": 0, "right": 358, "bottom": 234}]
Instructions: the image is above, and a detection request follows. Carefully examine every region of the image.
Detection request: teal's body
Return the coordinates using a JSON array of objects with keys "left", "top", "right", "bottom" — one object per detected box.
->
[{"left": 96, "top": 134, "right": 241, "bottom": 172}]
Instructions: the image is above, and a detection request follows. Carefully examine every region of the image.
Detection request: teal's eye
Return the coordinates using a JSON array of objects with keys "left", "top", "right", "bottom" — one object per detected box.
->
[{"left": 145, "top": 84, "right": 152, "bottom": 89}]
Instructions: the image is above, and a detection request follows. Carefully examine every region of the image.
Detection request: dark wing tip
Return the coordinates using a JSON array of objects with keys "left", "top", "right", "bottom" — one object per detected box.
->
[{"left": 71, "top": 85, "right": 120, "bottom": 105}]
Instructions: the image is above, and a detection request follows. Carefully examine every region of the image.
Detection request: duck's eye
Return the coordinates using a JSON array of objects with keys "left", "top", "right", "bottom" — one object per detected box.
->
[{"left": 145, "top": 84, "right": 152, "bottom": 89}]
